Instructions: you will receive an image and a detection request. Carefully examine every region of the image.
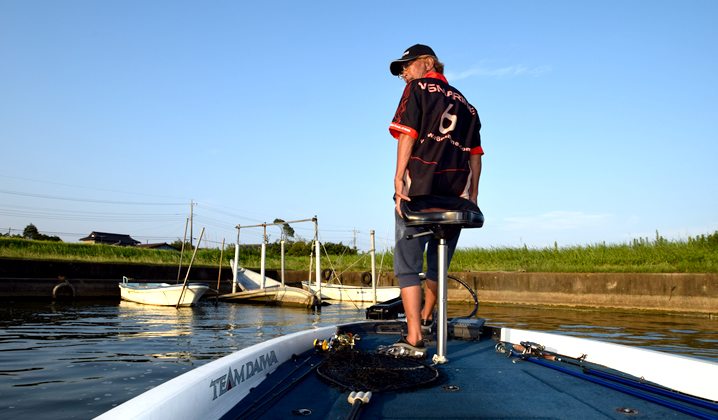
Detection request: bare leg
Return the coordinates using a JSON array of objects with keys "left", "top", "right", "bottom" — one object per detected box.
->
[
  {"left": 421, "top": 279, "right": 438, "bottom": 321},
  {"left": 401, "top": 285, "right": 423, "bottom": 346}
]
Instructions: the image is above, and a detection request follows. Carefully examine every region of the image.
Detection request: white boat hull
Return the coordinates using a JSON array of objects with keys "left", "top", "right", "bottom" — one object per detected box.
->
[
  {"left": 94, "top": 326, "right": 336, "bottom": 420},
  {"left": 302, "top": 281, "right": 400, "bottom": 302},
  {"left": 230, "top": 261, "right": 283, "bottom": 290},
  {"left": 221, "top": 262, "right": 318, "bottom": 306},
  {"left": 218, "top": 286, "right": 319, "bottom": 307},
  {"left": 119, "top": 282, "right": 209, "bottom": 307}
]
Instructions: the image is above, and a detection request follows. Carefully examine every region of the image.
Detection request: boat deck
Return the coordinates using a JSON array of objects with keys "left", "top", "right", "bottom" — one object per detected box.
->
[{"left": 220, "top": 321, "right": 716, "bottom": 420}]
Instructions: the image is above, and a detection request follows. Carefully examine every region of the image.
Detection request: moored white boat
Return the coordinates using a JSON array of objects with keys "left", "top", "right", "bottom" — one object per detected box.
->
[
  {"left": 119, "top": 277, "right": 209, "bottom": 307},
  {"left": 301, "top": 281, "right": 400, "bottom": 302},
  {"left": 218, "top": 262, "right": 320, "bottom": 307}
]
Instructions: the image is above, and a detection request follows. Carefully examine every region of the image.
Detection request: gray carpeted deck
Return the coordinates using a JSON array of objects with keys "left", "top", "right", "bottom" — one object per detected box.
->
[{"left": 221, "top": 321, "right": 716, "bottom": 420}]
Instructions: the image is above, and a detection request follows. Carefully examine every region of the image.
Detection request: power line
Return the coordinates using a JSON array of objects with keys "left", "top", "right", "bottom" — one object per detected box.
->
[
  {"left": 0, "top": 208, "right": 184, "bottom": 223},
  {"left": 0, "top": 175, "right": 189, "bottom": 201},
  {"left": 0, "top": 189, "right": 185, "bottom": 205}
]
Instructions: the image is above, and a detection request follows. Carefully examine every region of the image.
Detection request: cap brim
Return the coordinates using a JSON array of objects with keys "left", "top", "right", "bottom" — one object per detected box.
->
[{"left": 390, "top": 58, "right": 412, "bottom": 76}]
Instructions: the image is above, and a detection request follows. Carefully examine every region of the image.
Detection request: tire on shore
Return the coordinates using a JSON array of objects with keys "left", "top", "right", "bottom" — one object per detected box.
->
[{"left": 52, "top": 282, "right": 76, "bottom": 300}]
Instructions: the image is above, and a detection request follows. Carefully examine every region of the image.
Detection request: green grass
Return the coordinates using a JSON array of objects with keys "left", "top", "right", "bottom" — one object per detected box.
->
[{"left": 1, "top": 231, "right": 717, "bottom": 273}]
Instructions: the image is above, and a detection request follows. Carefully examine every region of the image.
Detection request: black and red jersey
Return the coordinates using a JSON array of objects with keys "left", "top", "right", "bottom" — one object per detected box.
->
[{"left": 390, "top": 72, "right": 483, "bottom": 198}]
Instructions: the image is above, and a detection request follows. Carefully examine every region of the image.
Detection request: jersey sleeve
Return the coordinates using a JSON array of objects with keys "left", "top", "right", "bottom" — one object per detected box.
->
[
  {"left": 389, "top": 82, "right": 421, "bottom": 140},
  {"left": 469, "top": 106, "right": 483, "bottom": 155}
]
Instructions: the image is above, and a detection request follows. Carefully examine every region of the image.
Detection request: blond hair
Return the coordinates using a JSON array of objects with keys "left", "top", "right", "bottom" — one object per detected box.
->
[{"left": 419, "top": 55, "right": 445, "bottom": 74}]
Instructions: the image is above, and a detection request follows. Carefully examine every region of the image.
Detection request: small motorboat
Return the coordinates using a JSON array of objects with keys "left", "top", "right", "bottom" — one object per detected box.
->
[
  {"left": 301, "top": 280, "right": 400, "bottom": 302},
  {"left": 218, "top": 262, "right": 320, "bottom": 308},
  {"left": 119, "top": 276, "right": 209, "bottom": 307}
]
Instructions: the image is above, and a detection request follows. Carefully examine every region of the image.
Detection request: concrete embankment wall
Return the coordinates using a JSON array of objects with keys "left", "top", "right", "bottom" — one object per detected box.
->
[
  {"left": 1, "top": 259, "right": 716, "bottom": 315},
  {"left": 442, "top": 272, "right": 717, "bottom": 315},
  {"left": 0, "top": 259, "right": 240, "bottom": 298},
  {"left": 285, "top": 270, "right": 718, "bottom": 315}
]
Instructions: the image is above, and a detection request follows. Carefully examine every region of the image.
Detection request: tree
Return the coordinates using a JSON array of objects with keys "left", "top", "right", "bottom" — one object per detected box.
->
[
  {"left": 273, "top": 218, "right": 295, "bottom": 242},
  {"left": 22, "top": 224, "right": 62, "bottom": 242},
  {"left": 23, "top": 224, "right": 40, "bottom": 240},
  {"left": 170, "top": 238, "right": 193, "bottom": 251}
]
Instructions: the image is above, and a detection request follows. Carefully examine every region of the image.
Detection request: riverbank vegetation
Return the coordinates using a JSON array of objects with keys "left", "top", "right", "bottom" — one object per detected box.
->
[{"left": 1, "top": 231, "right": 717, "bottom": 273}]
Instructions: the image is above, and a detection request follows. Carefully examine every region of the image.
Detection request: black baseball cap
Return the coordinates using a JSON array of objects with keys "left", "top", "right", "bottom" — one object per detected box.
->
[{"left": 390, "top": 44, "right": 436, "bottom": 76}]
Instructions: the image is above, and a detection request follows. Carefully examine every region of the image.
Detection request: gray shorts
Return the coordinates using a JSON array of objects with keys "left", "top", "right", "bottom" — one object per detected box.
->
[{"left": 392, "top": 196, "right": 478, "bottom": 288}]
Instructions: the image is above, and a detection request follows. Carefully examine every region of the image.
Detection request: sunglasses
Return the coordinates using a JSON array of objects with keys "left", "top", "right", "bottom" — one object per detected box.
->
[{"left": 399, "top": 57, "right": 423, "bottom": 80}]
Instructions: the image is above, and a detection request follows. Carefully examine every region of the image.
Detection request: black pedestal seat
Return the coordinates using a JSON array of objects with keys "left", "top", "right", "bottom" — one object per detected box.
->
[
  {"left": 400, "top": 197, "right": 484, "bottom": 241},
  {"left": 399, "top": 196, "right": 484, "bottom": 364}
]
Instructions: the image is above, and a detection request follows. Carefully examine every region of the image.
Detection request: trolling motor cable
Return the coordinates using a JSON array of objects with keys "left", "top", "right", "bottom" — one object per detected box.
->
[{"left": 447, "top": 274, "right": 479, "bottom": 319}]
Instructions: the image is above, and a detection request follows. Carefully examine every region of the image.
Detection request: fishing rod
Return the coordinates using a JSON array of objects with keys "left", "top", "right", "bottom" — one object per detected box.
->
[
  {"left": 504, "top": 345, "right": 718, "bottom": 420},
  {"left": 232, "top": 352, "right": 323, "bottom": 420},
  {"left": 521, "top": 355, "right": 717, "bottom": 420},
  {"left": 584, "top": 367, "right": 718, "bottom": 413},
  {"left": 506, "top": 341, "right": 718, "bottom": 413}
]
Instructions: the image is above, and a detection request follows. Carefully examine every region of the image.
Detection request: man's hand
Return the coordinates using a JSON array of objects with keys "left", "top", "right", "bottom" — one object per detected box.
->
[
  {"left": 395, "top": 177, "right": 410, "bottom": 217},
  {"left": 469, "top": 154, "right": 482, "bottom": 206}
]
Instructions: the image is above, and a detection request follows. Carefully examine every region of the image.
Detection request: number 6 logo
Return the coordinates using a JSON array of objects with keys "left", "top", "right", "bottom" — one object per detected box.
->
[{"left": 439, "top": 104, "right": 457, "bottom": 134}]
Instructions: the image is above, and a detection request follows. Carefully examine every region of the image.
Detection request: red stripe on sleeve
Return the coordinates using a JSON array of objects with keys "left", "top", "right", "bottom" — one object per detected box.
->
[
  {"left": 470, "top": 146, "right": 484, "bottom": 155},
  {"left": 389, "top": 123, "right": 418, "bottom": 140}
]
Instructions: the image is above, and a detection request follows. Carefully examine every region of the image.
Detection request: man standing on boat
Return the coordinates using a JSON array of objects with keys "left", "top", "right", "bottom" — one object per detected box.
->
[{"left": 387, "top": 44, "right": 483, "bottom": 359}]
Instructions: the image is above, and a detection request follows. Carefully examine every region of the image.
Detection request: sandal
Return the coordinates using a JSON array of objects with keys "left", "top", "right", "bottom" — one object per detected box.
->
[
  {"left": 377, "top": 337, "right": 428, "bottom": 360},
  {"left": 421, "top": 310, "right": 437, "bottom": 335}
]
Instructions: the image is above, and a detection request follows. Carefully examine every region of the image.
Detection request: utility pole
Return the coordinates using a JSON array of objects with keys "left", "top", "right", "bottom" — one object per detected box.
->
[
  {"left": 353, "top": 228, "right": 361, "bottom": 250},
  {"left": 190, "top": 200, "right": 197, "bottom": 249}
]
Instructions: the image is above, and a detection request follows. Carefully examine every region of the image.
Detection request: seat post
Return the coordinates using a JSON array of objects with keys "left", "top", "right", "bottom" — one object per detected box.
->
[
  {"left": 399, "top": 200, "right": 484, "bottom": 365},
  {"left": 435, "top": 238, "right": 449, "bottom": 364}
]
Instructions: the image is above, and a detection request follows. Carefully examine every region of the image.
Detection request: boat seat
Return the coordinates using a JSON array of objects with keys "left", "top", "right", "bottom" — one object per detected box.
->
[
  {"left": 400, "top": 199, "right": 484, "bottom": 241},
  {"left": 400, "top": 197, "right": 484, "bottom": 364}
]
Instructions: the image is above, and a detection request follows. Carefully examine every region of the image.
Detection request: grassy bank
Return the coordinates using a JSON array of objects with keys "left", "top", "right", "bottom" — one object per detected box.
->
[{"left": 1, "top": 231, "right": 717, "bottom": 273}]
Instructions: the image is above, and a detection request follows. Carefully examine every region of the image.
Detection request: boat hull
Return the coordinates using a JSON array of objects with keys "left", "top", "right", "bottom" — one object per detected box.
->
[
  {"left": 223, "top": 262, "right": 319, "bottom": 307},
  {"left": 302, "top": 281, "right": 400, "bottom": 302},
  {"left": 119, "top": 282, "right": 209, "bottom": 307},
  {"left": 95, "top": 327, "right": 336, "bottom": 420},
  {"left": 218, "top": 286, "right": 319, "bottom": 307}
]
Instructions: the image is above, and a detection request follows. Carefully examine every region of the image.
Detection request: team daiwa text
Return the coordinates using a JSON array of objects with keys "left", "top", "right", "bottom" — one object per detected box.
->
[{"left": 209, "top": 351, "right": 279, "bottom": 401}]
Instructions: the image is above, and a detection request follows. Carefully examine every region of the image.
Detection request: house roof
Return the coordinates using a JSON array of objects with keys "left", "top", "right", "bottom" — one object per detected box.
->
[{"left": 79, "top": 231, "right": 141, "bottom": 245}]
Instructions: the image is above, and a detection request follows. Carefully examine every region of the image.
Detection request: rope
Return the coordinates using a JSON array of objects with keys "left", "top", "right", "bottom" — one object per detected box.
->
[{"left": 317, "top": 231, "right": 361, "bottom": 310}]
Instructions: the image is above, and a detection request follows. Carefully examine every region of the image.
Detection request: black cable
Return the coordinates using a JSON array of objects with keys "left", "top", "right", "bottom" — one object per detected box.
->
[{"left": 447, "top": 274, "right": 479, "bottom": 318}]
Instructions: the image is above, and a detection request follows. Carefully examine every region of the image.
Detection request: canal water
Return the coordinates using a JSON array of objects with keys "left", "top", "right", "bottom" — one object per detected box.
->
[{"left": 1, "top": 299, "right": 716, "bottom": 419}]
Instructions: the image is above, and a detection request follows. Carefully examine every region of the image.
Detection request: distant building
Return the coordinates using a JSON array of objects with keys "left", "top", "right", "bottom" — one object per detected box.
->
[
  {"left": 135, "top": 243, "right": 178, "bottom": 251},
  {"left": 79, "top": 232, "right": 141, "bottom": 247}
]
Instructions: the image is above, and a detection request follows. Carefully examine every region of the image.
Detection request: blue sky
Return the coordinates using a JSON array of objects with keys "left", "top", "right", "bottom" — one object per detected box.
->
[{"left": 1, "top": 0, "right": 716, "bottom": 252}]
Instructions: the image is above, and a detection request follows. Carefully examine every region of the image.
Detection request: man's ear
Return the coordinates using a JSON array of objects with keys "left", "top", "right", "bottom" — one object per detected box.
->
[{"left": 423, "top": 57, "right": 435, "bottom": 72}]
